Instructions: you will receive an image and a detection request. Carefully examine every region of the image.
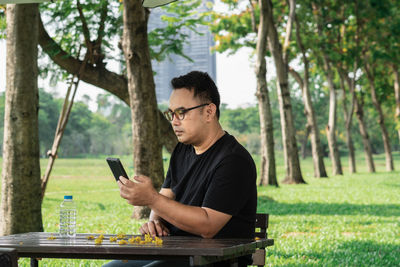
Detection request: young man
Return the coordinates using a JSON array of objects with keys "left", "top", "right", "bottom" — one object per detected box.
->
[{"left": 105, "top": 71, "right": 257, "bottom": 267}]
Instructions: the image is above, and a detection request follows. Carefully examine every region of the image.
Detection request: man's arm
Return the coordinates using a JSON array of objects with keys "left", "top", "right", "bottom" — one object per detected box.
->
[
  {"left": 140, "top": 188, "right": 174, "bottom": 236},
  {"left": 150, "top": 193, "right": 232, "bottom": 239},
  {"left": 119, "top": 176, "right": 232, "bottom": 238}
]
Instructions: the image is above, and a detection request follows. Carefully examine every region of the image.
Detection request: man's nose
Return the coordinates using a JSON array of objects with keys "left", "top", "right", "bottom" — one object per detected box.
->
[{"left": 171, "top": 114, "right": 181, "bottom": 126}]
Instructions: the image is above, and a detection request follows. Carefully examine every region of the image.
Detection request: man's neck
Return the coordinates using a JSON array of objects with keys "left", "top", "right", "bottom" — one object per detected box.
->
[{"left": 193, "top": 126, "right": 225, "bottom": 155}]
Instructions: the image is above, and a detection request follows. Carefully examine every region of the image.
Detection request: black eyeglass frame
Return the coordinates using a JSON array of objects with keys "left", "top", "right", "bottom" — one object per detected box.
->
[{"left": 163, "top": 103, "right": 210, "bottom": 121}]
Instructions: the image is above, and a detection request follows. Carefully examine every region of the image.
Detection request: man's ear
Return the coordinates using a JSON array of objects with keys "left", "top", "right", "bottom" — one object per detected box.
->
[{"left": 206, "top": 103, "right": 217, "bottom": 121}]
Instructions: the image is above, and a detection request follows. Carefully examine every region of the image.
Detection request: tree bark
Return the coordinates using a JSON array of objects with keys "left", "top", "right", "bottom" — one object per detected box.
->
[
  {"left": 393, "top": 64, "right": 400, "bottom": 143},
  {"left": 300, "top": 124, "right": 311, "bottom": 159},
  {"left": 321, "top": 55, "right": 343, "bottom": 176},
  {"left": 338, "top": 71, "right": 356, "bottom": 173},
  {"left": 265, "top": 0, "right": 305, "bottom": 184},
  {"left": 290, "top": 14, "right": 327, "bottom": 178},
  {"left": 122, "top": 0, "right": 164, "bottom": 218},
  {"left": 38, "top": 15, "right": 178, "bottom": 154},
  {"left": 255, "top": 0, "right": 277, "bottom": 187},
  {"left": 354, "top": 93, "right": 375, "bottom": 173},
  {"left": 364, "top": 62, "right": 394, "bottom": 171},
  {"left": 0, "top": 4, "right": 43, "bottom": 235}
]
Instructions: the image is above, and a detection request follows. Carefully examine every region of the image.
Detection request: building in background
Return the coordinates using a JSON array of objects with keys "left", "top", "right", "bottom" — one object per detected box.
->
[{"left": 148, "top": 1, "right": 216, "bottom": 103}]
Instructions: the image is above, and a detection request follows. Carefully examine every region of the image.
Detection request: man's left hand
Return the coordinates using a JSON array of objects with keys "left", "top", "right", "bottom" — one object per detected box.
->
[{"left": 118, "top": 175, "right": 159, "bottom": 206}]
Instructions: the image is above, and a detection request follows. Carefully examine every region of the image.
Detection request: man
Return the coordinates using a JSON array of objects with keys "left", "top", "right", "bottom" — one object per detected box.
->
[{"left": 105, "top": 71, "right": 257, "bottom": 267}]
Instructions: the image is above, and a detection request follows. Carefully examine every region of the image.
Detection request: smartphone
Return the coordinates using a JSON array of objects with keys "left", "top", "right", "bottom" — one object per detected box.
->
[{"left": 106, "top": 157, "right": 129, "bottom": 182}]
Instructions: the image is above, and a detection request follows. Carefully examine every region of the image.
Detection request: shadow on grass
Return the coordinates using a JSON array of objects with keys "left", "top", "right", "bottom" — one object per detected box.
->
[
  {"left": 258, "top": 197, "right": 400, "bottom": 217},
  {"left": 267, "top": 239, "right": 400, "bottom": 266}
]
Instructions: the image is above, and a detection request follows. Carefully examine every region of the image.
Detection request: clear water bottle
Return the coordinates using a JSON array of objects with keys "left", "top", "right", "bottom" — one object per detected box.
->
[{"left": 59, "top": 195, "right": 77, "bottom": 238}]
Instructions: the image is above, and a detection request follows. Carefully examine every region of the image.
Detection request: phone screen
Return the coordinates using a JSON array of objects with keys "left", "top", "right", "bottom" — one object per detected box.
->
[{"left": 106, "top": 157, "right": 129, "bottom": 181}]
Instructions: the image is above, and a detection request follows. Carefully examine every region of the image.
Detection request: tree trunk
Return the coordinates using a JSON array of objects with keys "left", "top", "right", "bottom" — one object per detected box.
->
[
  {"left": 122, "top": 0, "right": 164, "bottom": 218},
  {"left": 393, "top": 64, "right": 400, "bottom": 143},
  {"left": 338, "top": 71, "right": 356, "bottom": 173},
  {"left": 291, "top": 14, "right": 327, "bottom": 177},
  {"left": 311, "top": 2, "right": 342, "bottom": 176},
  {"left": 300, "top": 124, "right": 311, "bottom": 159},
  {"left": 354, "top": 93, "right": 375, "bottom": 173},
  {"left": 364, "top": 63, "right": 394, "bottom": 171},
  {"left": 322, "top": 55, "right": 343, "bottom": 175},
  {"left": 265, "top": 0, "right": 305, "bottom": 184},
  {"left": 0, "top": 4, "right": 43, "bottom": 235},
  {"left": 255, "top": 0, "right": 277, "bottom": 187},
  {"left": 38, "top": 15, "right": 178, "bottom": 154}
]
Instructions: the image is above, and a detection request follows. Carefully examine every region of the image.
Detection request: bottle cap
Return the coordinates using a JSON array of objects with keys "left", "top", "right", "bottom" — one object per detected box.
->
[{"left": 64, "top": 195, "right": 73, "bottom": 200}]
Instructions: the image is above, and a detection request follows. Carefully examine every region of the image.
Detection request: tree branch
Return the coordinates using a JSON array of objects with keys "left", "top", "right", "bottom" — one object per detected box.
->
[
  {"left": 38, "top": 14, "right": 130, "bottom": 104},
  {"left": 77, "top": 0, "right": 92, "bottom": 49},
  {"left": 283, "top": 0, "right": 295, "bottom": 63},
  {"left": 248, "top": 0, "right": 258, "bottom": 33},
  {"left": 288, "top": 67, "right": 303, "bottom": 90},
  {"left": 95, "top": 0, "right": 107, "bottom": 47}
]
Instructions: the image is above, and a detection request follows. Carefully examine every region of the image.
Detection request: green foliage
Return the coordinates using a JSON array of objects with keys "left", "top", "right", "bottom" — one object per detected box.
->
[
  {"left": 0, "top": 5, "right": 5, "bottom": 39},
  {"left": 0, "top": 92, "right": 4, "bottom": 152},
  {"left": 210, "top": 0, "right": 258, "bottom": 54},
  {"left": 24, "top": 90, "right": 133, "bottom": 158},
  {"left": 38, "top": 88, "right": 61, "bottom": 154},
  {"left": 149, "top": 0, "right": 210, "bottom": 62},
  {"left": 220, "top": 105, "right": 260, "bottom": 134}
]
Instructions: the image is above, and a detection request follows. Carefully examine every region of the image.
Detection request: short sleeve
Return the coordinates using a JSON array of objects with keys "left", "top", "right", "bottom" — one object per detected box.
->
[
  {"left": 162, "top": 167, "right": 172, "bottom": 188},
  {"left": 202, "top": 154, "right": 256, "bottom": 216}
]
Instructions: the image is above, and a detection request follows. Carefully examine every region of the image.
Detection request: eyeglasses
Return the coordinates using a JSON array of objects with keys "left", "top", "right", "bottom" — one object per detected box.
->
[{"left": 163, "top": 103, "right": 210, "bottom": 121}]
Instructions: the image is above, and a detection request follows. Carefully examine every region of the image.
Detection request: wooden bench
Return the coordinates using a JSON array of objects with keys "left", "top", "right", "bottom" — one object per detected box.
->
[{"left": 251, "top": 213, "right": 271, "bottom": 267}]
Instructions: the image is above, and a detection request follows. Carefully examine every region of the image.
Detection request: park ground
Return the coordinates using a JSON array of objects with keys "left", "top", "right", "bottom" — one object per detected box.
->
[{"left": 0, "top": 152, "right": 399, "bottom": 266}]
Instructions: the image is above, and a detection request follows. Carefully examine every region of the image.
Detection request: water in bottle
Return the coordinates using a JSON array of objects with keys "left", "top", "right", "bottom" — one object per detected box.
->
[{"left": 59, "top": 195, "right": 77, "bottom": 238}]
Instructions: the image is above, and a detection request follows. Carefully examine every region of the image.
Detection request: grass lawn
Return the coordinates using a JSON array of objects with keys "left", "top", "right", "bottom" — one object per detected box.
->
[{"left": 1, "top": 152, "right": 399, "bottom": 266}]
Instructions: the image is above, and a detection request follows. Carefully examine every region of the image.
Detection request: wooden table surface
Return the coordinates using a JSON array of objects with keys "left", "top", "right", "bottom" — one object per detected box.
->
[{"left": 0, "top": 232, "right": 274, "bottom": 266}]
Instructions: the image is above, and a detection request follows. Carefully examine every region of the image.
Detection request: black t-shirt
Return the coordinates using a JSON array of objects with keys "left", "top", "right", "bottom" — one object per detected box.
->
[{"left": 162, "top": 132, "right": 257, "bottom": 239}]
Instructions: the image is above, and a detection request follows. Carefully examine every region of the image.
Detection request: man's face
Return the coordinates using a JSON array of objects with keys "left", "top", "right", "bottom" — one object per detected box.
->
[{"left": 168, "top": 88, "right": 208, "bottom": 145}]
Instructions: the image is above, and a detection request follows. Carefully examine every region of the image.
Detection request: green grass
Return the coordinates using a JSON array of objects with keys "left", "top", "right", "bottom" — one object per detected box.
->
[{"left": 2, "top": 152, "right": 400, "bottom": 266}]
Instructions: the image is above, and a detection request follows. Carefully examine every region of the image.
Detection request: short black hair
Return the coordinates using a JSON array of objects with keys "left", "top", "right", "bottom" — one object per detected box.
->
[{"left": 171, "top": 71, "right": 220, "bottom": 118}]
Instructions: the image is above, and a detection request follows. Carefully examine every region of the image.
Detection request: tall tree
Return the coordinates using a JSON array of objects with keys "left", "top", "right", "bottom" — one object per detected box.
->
[
  {"left": 364, "top": 58, "right": 394, "bottom": 171},
  {"left": 122, "top": 0, "right": 164, "bottom": 218},
  {"left": 265, "top": 0, "right": 305, "bottom": 184},
  {"left": 254, "top": 0, "right": 278, "bottom": 186},
  {"left": 354, "top": 90, "right": 376, "bottom": 172},
  {"left": 334, "top": 1, "right": 361, "bottom": 174},
  {"left": 338, "top": 70, "right": 357, "bottom": 173},
  {"left": 311, "top": 1, "right": 343, "bottom": 176},
  {"left": 0, "top": 4, "right": 43, "bottom": 235},
  {"left": 367, "top": 0, "right": 400, "bottom": 160},
  {"left": 393, "top": 66, "right": 400, "bottom": 143},
  {"left": 211, "top": 0, "right": 278, "bottom": 185},
  {"left": 289, "top": 12, "right": 327, "bottom": 178}
]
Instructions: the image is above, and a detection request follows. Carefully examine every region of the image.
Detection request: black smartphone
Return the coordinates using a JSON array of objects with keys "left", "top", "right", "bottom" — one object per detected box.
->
[{"left": 106, "top": 157, "right": 129, "bottom": 182}]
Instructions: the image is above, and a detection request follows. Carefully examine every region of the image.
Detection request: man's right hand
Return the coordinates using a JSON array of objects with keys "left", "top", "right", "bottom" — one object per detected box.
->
[{"left": 139, "top": 219, "right": 170, "bottom": 237}]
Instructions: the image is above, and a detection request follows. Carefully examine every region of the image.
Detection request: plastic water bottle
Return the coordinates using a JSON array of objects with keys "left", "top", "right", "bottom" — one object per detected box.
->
[{"left": 59, "top": 195, "right": 77, "bottom": 238}]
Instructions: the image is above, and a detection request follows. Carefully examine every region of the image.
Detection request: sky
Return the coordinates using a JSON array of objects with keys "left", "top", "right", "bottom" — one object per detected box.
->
[{"left": 0, "top": 1, "right": 263, "bottom": 110}]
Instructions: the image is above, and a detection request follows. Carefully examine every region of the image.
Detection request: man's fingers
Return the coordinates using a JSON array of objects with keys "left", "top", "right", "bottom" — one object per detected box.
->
[
  {"left": 139, "top": 226, "right": 145, "bottom": 235},
  {"left": 147, "top": 221, "right": 158, "bottom": 236},
  {"left": 119, "top": 176, "right": 129, "bottom": 184},
  {"left": 139, "top": 221, "right": 169, "bottom": 237},
  {"left": 154, "top": 220, "right": 164, "bottom": 236}
]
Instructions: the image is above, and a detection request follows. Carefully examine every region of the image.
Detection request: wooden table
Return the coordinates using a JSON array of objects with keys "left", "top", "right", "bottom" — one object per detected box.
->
[{"left": 0, "top": 232, "right": 274, "bottom": 266}]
